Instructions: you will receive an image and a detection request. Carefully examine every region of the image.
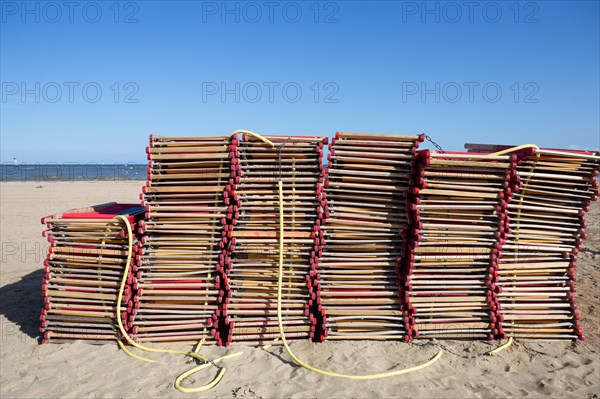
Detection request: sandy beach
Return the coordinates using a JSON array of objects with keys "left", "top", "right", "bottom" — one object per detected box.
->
[{"left": 1, "top": 181, "right": 598, "bottom": 398}]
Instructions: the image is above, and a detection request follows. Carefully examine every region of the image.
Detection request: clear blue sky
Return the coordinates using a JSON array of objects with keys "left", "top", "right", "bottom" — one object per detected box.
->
[{"left": 1, "top": 0, "right": 599, "bottom": 163}]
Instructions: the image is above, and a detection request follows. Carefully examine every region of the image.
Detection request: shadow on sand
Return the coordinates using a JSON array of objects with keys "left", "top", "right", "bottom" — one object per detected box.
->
[{"left": 0, "top": 269, "right": 44, "bottom": 341}]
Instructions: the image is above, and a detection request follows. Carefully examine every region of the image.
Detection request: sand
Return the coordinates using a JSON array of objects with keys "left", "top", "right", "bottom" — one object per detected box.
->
[{"left": 1, "top": 181, "right": 598, "bottom": 398}]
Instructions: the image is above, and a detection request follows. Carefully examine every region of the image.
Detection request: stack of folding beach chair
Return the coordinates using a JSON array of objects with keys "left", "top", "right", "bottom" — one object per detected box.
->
[
  {"left": 40, "top": 203, "right": 144, "bottom": 343},
  {"left": 133, "top": 135, "right": 231, "bottom": 344},
  {"left": 220, "top": 134, "right": 326, "bottom": 345},
  {"left": 39, "top": 133, "right": 599, "bottom": 347},
  {"left": 402, "top": 151, "right": 518, "bottom": 339},
  {"left": 317, "top": 132, "right": 422, "bottom": 340},
  {"left": 466, "top": 144, "right": 600, "bottom": 340}
]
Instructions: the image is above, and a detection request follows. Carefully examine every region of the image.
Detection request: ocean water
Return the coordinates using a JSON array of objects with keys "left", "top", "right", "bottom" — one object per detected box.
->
[{"left": 0, "top": 163, "right": 147, "bottom": 182}]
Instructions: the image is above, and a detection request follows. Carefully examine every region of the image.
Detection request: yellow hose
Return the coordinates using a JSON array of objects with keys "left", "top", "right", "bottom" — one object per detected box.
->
[
  {"left": 117, "top": 339, "right": 163, "bottom": 364},
  {"left": 231, "top": 129, "right": 275, "bottom": 147},
  {"left": 226, "top": 129, "right": 444, "bottom": 378},
  {"left": 276, "top": 180, "right": 444, "bottom": 378},
  {"left": 175, "top": 352, "right": 244, "bottom": 393},
  {"left": 113, "top": 215, "right": 242, "bottom": 393},
  {"left": 487, "top": 337, "right": 514, "bottom": 355},
  {"left": 489, "top": 144, "right": 539, "bottom": 157}
]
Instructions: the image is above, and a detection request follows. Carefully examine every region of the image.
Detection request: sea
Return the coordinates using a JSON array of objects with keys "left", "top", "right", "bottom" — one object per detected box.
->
[{"left": 0, "top": 163, "right": 147, "bottom": 182}]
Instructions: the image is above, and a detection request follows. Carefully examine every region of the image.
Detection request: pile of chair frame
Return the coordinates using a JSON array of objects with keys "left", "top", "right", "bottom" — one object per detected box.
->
[
  {"left": 39, "top": 134, "right": 599, "bottom": 345},
  {"left": 40, "top": 203, "right": 143, "bottom": 343},
  {"left": 317, "top": 132, "right": 422, "bottom": 340},
  {"left": 133, "top": 135, "right": 231, "bottom": 344},
  {"left": 466, "top": 144, "right": 600, "bottom": 340},
  {"left": 222, "top": 134, "right": 326, "bottom": 345},
  {"left": 403, "top": 150, "right": 517, "bottom": 340}
]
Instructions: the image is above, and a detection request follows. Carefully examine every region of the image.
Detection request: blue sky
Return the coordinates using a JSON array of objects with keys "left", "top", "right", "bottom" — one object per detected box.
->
[{"left": 1, "top": 0, "right": 599, "bottom": 163}]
